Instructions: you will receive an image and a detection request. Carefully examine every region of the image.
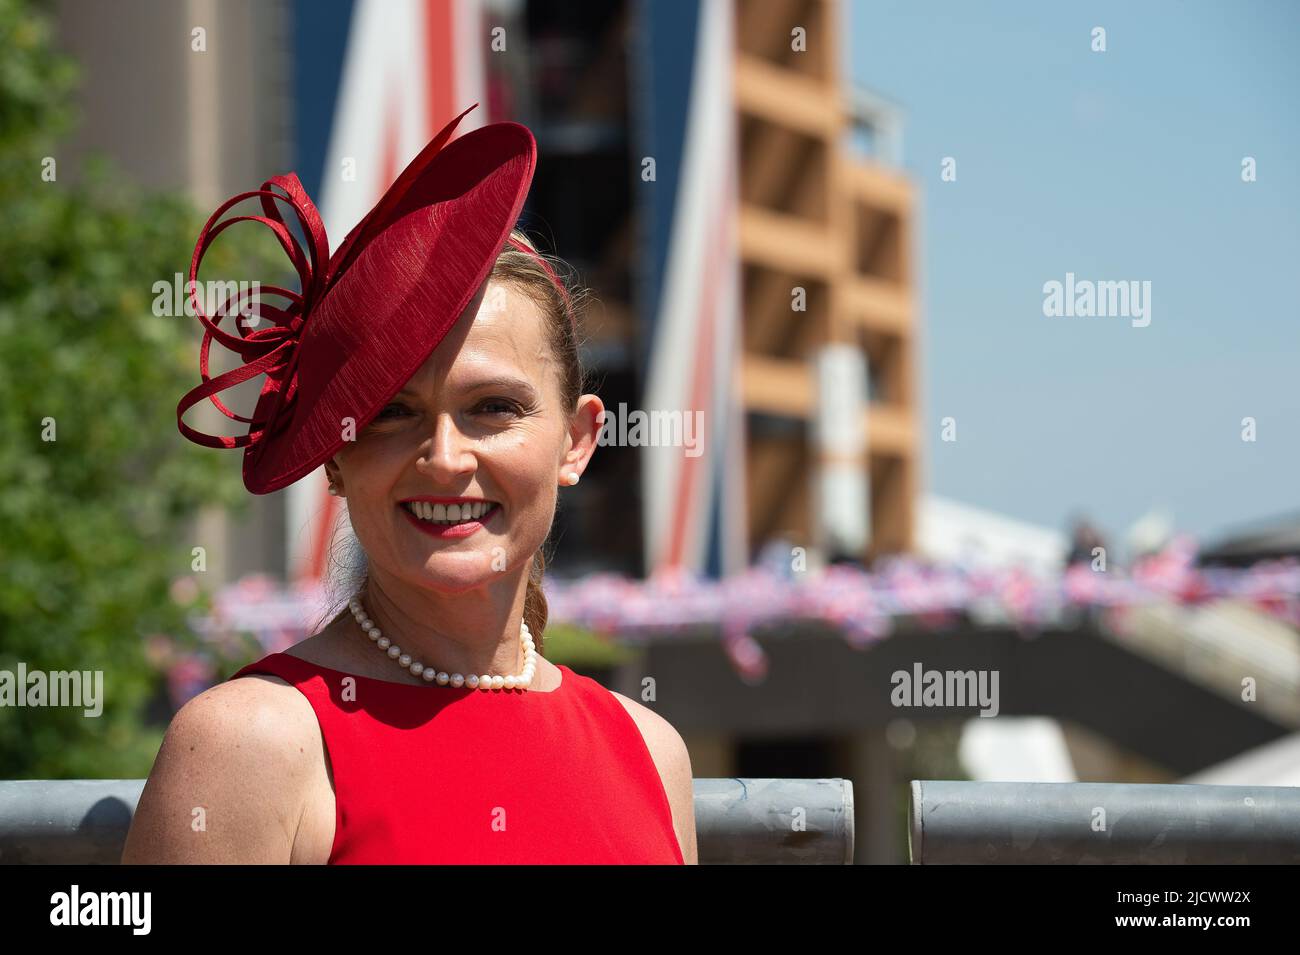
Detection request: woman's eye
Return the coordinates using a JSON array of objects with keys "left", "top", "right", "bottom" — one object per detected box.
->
[
  {"left": 376, "top": 402, "right": 411, "bottom": 420},
  {"left": 479, "top": 399, "right": 522, "bottom": 417}
]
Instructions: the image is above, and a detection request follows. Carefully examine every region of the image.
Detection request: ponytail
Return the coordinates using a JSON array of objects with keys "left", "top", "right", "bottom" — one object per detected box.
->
[{"left": 523, "top": 549, "right": 548, "bottom": 655}]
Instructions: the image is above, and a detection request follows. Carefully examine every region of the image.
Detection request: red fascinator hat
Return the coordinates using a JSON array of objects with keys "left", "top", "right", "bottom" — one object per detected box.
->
[{"left": 177, "top": 103, "right": 549, "bottom": 494}]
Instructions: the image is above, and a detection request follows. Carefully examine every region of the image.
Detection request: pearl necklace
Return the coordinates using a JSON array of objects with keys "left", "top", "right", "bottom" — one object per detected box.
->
[{"left": 348, "top": 596, "right": 536, "bottom": 690}]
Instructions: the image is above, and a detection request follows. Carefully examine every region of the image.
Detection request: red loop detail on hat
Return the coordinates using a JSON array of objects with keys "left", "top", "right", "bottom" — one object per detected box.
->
[
  {"left": 175, "top": 106, "right": 485, "bottom": 455},
  {"left": 175, "top": 173, "right": 331, "bottom": 450}
]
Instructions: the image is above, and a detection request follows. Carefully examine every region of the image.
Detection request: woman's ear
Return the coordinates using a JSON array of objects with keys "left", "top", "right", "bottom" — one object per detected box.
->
[
  {"left": 324, "top": 457, "right": 343, "bottom": 496},
  {"left": 561, "top": 394, "right": 604, "bottom": 483}
]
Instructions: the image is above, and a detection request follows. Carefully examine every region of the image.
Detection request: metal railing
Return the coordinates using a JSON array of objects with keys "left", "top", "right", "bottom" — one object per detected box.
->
[
  {"left": 910, "top": 780, "right": 1300, "bottom": 863},
  {"left": 12, "top": 777, "right": 1297, "bottom": 863},
  {"left": 0, "top": 777, "right": 854, "bottom": 865}
]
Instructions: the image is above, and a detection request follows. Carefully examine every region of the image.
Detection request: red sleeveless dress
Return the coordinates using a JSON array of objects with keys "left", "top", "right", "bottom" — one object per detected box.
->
[{"left": 228, "top": 652, "right": 684, "bottom": 864}]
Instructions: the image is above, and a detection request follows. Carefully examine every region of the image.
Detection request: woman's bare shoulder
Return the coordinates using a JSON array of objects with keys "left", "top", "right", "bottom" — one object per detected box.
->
[
  {"left": 180, "top": 667, "right": 322, "bottom": 741},
  {"left": 121, "top": 672, "right": 321, "bottom": 863},
  {"left": 607, "top": 690, "right": 698, "bottom": 864}
]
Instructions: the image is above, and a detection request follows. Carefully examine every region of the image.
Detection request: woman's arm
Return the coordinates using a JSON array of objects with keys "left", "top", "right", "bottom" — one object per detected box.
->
[
  {"left": 611, "top": 693, "right": 699, "bottom": 865},
  {"left": 651, "top": 718, "right": 698, "bottom": 865},
  {"left": 121, "top": 676, "right": 313, "bottom": 864}
]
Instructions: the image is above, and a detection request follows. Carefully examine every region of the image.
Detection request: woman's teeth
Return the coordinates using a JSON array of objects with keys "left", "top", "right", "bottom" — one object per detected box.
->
[{"left": 403, "top": 501, "right": 495, "bottom": 525}]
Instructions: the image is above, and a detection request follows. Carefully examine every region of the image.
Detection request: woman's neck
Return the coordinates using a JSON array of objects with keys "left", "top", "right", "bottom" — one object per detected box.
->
[{"left": 352, "top": 574, "right": 530, "bottom": 681}]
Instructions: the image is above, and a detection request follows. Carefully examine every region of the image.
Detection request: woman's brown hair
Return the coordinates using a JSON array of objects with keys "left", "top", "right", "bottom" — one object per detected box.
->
[
  {"left": 317, "top": 229, "right": 589, "bottom": 656},
  {"left": 487, "top": 229, "right": 589, "bottom": 653}
]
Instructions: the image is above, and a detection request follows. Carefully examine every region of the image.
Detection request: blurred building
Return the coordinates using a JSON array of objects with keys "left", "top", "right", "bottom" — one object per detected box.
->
[
  {"left": 732, "top": 0, "right": 919, "bottom": 562},
  {"left": 1196, "top": 511, "right": 1300, "bottom": 567},
  {"left": 52, "top": 0, "right": 921, "bottom": 586},
  {"left": 53, "top": 0, "right": 294, "bottom": 589}
]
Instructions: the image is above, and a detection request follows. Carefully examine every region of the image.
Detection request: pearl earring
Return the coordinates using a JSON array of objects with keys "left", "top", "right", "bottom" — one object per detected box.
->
[
  {"left": 564, "top": 472, "right": 580, "bottom": 486},
  {"left": 327, "top": 483, "right": 340, "bottom": 496}
]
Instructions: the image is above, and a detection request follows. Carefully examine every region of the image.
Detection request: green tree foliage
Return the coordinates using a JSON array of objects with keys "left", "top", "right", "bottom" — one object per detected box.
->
[{"left": 0, "top": 0, "right": 276, "bottom": 777}]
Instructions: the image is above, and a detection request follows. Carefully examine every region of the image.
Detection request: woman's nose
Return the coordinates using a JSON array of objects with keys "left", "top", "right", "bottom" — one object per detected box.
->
[{"left": 414, "top": 414, "right": 476, "bottom": 477}]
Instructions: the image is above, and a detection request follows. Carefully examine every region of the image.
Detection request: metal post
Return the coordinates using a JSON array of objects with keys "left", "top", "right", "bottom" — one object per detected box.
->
[{"left": 910, "top": 780, "right": 1300, "bottom": 864}]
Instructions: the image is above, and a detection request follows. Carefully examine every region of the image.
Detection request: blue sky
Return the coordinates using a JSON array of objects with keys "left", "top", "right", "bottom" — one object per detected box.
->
[{"left": 848, "top": 0, "right": 1300, "bottom": 545}]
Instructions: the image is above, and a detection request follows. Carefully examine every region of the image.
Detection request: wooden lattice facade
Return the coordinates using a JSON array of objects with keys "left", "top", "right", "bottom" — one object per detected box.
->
[{"left": 735, "top": 0, "right": 919, "bottom": 558}]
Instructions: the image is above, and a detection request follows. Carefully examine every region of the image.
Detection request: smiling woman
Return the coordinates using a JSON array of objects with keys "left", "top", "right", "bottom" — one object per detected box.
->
[
  {"left": 323, "top": 236, "right": 592, "bottom": 651},
  {"left": 123, "top": 106, "right": 697, "bottom": 866}
]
